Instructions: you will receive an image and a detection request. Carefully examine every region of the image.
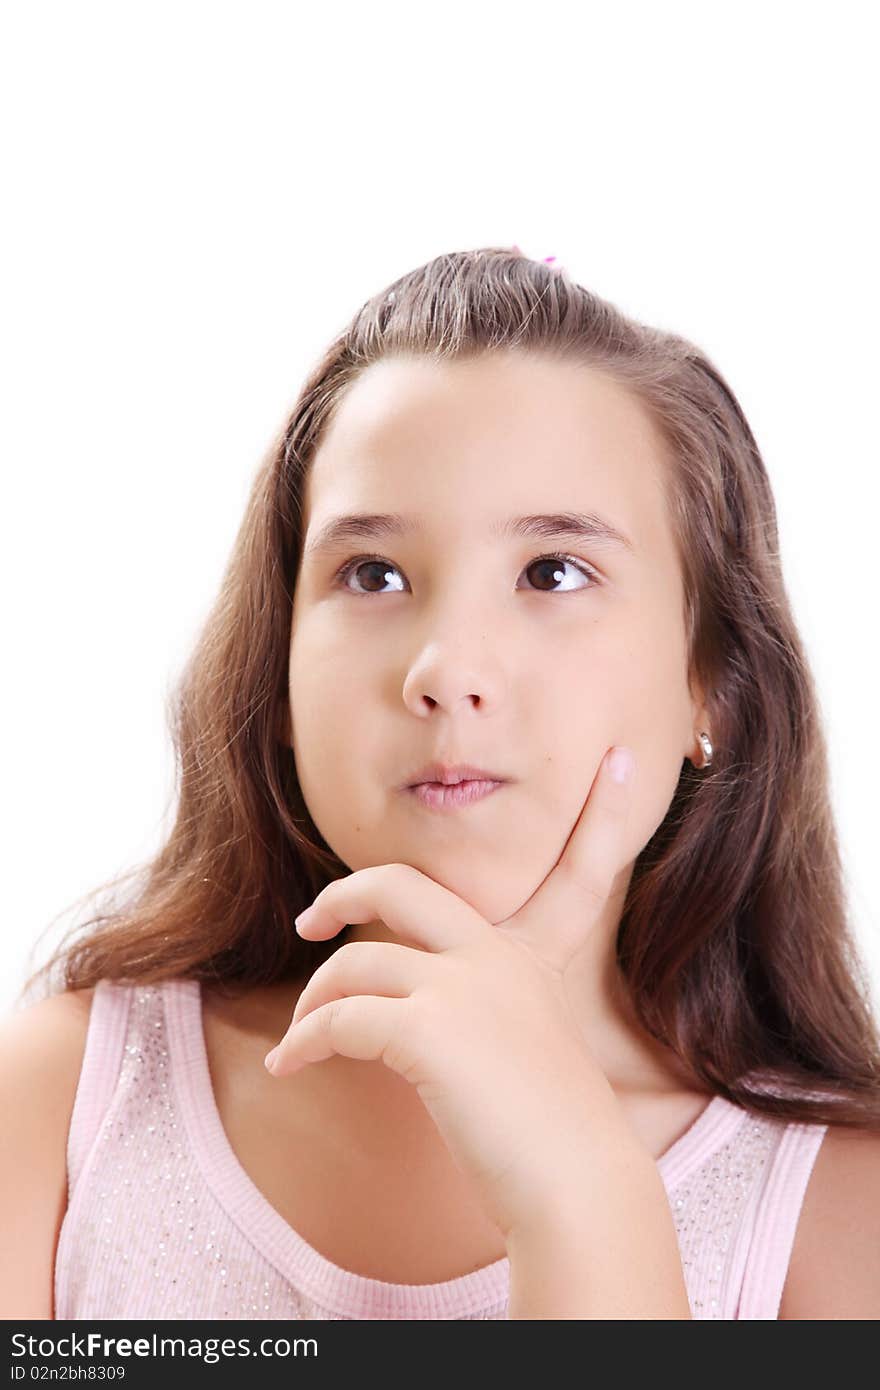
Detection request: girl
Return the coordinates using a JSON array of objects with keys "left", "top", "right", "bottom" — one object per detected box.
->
[{"left": 4, "top": 247, "right": 879, "bottom": 1321}]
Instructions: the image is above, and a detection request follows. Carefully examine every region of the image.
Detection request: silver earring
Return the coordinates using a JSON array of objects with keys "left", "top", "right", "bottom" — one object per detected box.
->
[{"left": 697, "top": 732, "right": 713, "bottom": 768}]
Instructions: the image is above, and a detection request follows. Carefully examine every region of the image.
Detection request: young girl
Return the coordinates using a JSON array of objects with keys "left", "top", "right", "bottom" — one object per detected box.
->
[{"left": 4, "top": 246, "right": 879, "bottom": 1321}]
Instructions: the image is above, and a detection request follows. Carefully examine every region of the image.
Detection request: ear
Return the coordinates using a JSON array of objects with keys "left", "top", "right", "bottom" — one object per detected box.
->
[{"left": 686, "top": 676, "right": 713, "bottom": 767}]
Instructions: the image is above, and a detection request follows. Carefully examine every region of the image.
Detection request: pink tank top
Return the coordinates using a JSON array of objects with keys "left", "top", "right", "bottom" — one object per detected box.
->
[{"left": 54, "top": 979, "right": 828, "bottom": 1320}]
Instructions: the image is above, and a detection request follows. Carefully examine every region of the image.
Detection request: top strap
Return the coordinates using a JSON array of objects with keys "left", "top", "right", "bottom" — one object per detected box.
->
[{"left": 65, "top": 980, "right": 132, "bottom": 1200}]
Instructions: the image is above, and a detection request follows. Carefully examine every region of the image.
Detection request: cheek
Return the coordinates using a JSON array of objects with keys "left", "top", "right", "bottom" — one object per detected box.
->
[
  {"left": 286, "top": 668, "right": 373, "bottom": 836},
  {"left": 574, "top": 619, "right": 691, "bottom": 851},
  {"left": 586, "top": 597, "right": 690, "bottom": 726},
  {"left": 287, "top": 614, "right": 373, "bottom": 734}
]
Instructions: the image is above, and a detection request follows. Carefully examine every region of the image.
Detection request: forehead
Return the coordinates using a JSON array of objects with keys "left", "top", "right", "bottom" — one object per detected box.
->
[{"left": 304, "top": 352, "right": 675, "bottom": 554}]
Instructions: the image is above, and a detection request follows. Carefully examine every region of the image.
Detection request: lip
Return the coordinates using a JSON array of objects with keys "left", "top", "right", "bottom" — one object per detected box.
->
[
  {"left": 402, "top": 761, "right": 509, "bottom": 789},
  {"left": 405, "top": 779, "right": 506, "bottom": 811}
]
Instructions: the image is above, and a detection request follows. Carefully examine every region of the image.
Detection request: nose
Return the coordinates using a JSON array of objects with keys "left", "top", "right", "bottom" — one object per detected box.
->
[{"left": 401, "top": 641, "right": 504, "bottom": 718}]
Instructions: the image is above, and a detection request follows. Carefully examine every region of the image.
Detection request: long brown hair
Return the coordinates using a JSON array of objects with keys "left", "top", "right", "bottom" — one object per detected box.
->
[{"left": 20, "top": 246, "right": 880, "bottom": 1131}]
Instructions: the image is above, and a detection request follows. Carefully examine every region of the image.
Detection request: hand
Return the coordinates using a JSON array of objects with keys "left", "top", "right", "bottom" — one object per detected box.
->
[{"left": 264, "top": 745, "right": 638, "bottom": 1240}]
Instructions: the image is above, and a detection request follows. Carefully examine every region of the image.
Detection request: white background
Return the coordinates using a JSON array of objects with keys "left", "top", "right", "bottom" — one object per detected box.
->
[{"left": 2, "top": 1, "right": 877, "bottom": 1019}]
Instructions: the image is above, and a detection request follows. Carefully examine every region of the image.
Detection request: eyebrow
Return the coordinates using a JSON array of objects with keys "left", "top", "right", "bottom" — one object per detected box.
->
[{"left": 304, "top": 510, "right": 635, "bottom": 559}]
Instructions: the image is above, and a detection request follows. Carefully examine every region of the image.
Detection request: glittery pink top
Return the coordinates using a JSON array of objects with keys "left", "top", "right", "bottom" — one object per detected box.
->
[{"left": 54, "top": 979, "right": 828, "bottom": 1320}]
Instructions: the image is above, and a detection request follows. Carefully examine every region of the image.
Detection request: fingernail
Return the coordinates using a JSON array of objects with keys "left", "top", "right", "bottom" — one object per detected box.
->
[
  {"left": 609, "top": 747, "right": 634, "bottom": 784},
  {"left": 294, "top": 905, "right": 318, "bottom": 932},
  {"left": 264, "top": 1047, "right": 280, "bottom": 1071}
]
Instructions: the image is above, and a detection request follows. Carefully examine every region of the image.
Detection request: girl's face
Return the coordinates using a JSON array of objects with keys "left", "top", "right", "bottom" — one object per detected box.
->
[{"left": 284, "top": 351, "right": 705, "bottom": 925}]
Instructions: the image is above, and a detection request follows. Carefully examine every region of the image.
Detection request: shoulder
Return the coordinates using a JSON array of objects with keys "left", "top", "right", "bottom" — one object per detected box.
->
[
  {"left": 0, "top": 987, "right": 97, "bottom": 1318},
  {"left": 778, "top": 1122, "right": 880, "bottom": 1319},
  {"left": 0, "top": 985, "right": 96, "bottom": 1067},
  {"left": 0, "top": 985, "right": 97, "bottom": 1135}
]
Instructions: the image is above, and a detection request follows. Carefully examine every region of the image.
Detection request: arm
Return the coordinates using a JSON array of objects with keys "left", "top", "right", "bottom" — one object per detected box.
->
[
  {"left": 505, "top": 1124, "right": 692, "bottom": 1320},
  {"left": 778, "top": 1126, "right": 880, "bottom": 1320},
  {"left": 0, "top": 990, "right": 94, "bottom": 1319}
]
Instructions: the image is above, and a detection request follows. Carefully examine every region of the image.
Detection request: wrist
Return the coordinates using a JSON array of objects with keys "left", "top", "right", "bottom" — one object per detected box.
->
[
  {"left": 505, "top": 1144, "right": 691, "bottom": 1319},
  {"left": 506, "top": 1127, "right": 656, "bottom": 1248}
]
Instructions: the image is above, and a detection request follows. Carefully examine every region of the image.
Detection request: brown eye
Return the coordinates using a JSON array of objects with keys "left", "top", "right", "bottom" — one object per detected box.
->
[
  {"left": 338, "top": 559, "right": 405, "bottom": 594},
  {"left": 334, "top": 552, "right": 600, "bottom": 597},
  {"left": 520, "top": 555, "right": 598, "bottom": 593}
]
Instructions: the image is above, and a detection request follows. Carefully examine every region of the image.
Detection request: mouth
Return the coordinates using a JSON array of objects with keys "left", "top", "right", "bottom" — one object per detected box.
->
[
  {"left": 404, "top": 779, "right": 507, "bottom": 812},
  {"left": 402, "top": 761, "right": 508, "bottom": 789}
]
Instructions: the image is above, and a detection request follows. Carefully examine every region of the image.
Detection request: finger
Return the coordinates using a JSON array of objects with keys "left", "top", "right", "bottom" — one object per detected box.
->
[
  {"left": 500, "top": 746, "right": 635, "bottom": 963},
  {"left": 289, "top": 940, "right": 434, "bottom": 1026},
  {"left": 293, "top": 862, "right": 488, "bottom": 954},
  {"left": 265, "top": 995, "right": 411, "bottom": 1077}
]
